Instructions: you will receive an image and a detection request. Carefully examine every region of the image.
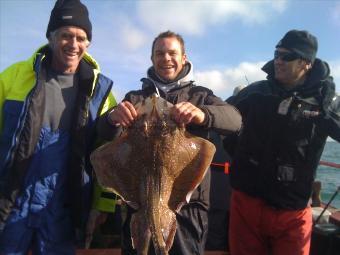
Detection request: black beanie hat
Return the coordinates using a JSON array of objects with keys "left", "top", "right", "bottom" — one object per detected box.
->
[
  {"left": 46, "top": 0, "right": 92, "bottom": 41},
  {"left": 276, "top": 29, "right": 318, "bottom": 63}
]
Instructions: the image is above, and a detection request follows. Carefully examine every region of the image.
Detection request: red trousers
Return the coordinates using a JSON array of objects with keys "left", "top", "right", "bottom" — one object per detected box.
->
[{"left": 229, "top": 190, "right": 312, "bottom": 255}]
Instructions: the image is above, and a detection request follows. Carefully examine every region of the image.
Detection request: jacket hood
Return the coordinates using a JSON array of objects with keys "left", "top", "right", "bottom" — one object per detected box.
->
[
  {"left": 262, "top": 58, "right": 330, "bottom": 84},
  {"left": 261, "top": 58, "right": 332, "bottom": 95},
  {"left": 31, "top": 45, "right": 101, "bottom": 97},
  {"left": 142, "top": 61, "right": 194, "bottom": 93}
]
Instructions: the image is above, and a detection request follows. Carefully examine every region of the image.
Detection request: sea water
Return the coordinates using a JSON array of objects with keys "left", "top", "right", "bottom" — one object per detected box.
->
[{"left": 317, "top": 141, "right": 340, "bottom": 208}]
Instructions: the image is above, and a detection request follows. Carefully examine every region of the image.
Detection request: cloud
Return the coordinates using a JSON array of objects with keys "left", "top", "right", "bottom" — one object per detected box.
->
[
  {"left": 119, "top": 18, "right": 148, "bottom": 51},
  {"left": 121, "top": 26, "right": 147, "bottom": 51},
  {"left": 137, "top": 1, "right": 287, "bottom": 35},
  {"left": 195, "top": 61, "right": 267, "bottom": 99},
  {"left": 329, "top": 61, "right": 340, "bottom": 79},
  {"left": 91, "top": 10, "right": 149, "bottom": 53},
  {"left": 91, "top": 1, "right": 289, "bottom": 61},
  {"left": 329, "top": 61, "right": 340, "bottom": 93},
  {"left": 331, "top": 2, "right": 340, "bottom": 25}
]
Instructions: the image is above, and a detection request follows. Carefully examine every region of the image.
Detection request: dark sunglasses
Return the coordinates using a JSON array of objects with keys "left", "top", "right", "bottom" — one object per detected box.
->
[{"left": 274, "top": 50, "right": 301, "bottom": 62}]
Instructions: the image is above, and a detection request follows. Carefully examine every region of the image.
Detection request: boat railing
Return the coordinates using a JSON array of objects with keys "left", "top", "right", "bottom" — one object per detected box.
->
[{"left": 319, "top": 160, "right": 340, "bottom": 169}]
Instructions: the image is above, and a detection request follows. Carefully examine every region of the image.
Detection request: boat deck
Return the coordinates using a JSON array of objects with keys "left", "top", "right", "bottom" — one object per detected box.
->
[
  {"left": 76, "top": 250, "right": 229, "bottom": 255},
  {"left": 28, "top": 209, "right": 340, "bottom": 255}
]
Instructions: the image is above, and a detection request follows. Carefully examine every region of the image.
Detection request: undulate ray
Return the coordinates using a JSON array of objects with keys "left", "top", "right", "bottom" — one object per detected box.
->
[{"left": 90, "top": 94, "right": 216, "bottom": 255}]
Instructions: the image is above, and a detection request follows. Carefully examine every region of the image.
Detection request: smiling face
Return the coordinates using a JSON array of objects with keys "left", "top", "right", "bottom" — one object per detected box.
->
[
  {"left": 151, "top": 37, "right": 187, "bottom": 82},
  {"left": 274, "top": 47, "right": 311, "bottom": 89},
  {"left": 49, "top": 26, "right": 89, "bottom": 74}
]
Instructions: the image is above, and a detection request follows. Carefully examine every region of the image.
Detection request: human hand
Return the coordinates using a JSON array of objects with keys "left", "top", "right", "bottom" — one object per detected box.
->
[
  {"left": 171, "top": 102, "right": 206, "bottom": 126},
  {"left": 108, "top": 101, "right": 138, "bottom": 128}
]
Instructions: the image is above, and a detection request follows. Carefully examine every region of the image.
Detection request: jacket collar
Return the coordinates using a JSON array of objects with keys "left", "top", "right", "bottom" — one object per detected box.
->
[
  {"left": 31, "top": 44, "right": 100, "bottom": 72},
  {"left": 261, "top": 58, "right": 331, "bottom": 95},
  {"left": 32, "top": 45, "right": 97, "bottom": 97},
  {"left": 142, "top": 61, "right": 194, "bottom": 93}
]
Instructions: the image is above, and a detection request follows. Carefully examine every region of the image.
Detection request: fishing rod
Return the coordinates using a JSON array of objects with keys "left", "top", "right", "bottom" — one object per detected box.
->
[{"left": 313, "top": 186, "right": 340, "bottom": 226}]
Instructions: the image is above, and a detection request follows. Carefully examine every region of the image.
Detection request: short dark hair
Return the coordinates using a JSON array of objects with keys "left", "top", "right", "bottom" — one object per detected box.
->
[{"left": 151, "top": 30, "right": 185, "bottom": 57}]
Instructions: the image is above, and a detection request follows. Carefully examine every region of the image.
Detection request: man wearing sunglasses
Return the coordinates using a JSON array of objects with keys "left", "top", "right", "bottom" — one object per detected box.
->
[{"left": 224, "top": 29, "right": 340, "bottom": 255}]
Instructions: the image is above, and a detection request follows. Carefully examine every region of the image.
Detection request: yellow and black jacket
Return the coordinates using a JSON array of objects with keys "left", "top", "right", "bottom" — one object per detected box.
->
[{"left": 0, "top": 46, "right": 117, "bottom": 237}]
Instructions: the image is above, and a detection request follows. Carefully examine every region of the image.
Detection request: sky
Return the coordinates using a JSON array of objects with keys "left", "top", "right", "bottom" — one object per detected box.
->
[{"left": 1, "top": 0, "right": 340, "bottom": 102}]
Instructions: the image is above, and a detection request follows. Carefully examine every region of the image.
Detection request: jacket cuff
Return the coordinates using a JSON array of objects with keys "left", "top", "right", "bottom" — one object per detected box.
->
[
  {"left": 92, "top": 182, "right": 117, "bottom": 213},
  {"left": 199, "top": 106, "right": 210, "bottom": 128}
]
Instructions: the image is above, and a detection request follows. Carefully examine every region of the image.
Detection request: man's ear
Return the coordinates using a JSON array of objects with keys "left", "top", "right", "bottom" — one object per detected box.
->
[
  {"left": 299, "top": 59, "right": 312, "bottom": 72},
  {"left": 182, "top": 53, "right": 187, "bottom": 64},
  {"left": 306, "top": 62, "right": 312, "bottom": 70},
  {"left": 151, "top": 54, "right": 155, "bottom": 66},
  {"left": 303, "top": 61, "right": 312, "bottom": 72},
  {"left": 48, "top": 37, "right": 53, "bottom": 48}
]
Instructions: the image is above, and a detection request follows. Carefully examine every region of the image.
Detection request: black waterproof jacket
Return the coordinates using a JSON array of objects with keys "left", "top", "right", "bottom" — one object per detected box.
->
[{"left": 225, "top": 59, "right": 340, "bottom": 210}]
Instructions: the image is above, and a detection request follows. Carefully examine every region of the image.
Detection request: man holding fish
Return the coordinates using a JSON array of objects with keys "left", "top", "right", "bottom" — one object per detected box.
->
[{"left": 106, "top": 30, "right": 242, "bottom": 255}]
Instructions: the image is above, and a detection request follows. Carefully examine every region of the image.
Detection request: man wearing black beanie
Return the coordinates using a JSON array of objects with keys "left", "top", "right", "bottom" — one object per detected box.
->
[
  {"left": 224, "top": 29, "right": 340, "bottom": 255},
  {"left": 46, "top": 0, "right": 92, "bottom": 41},
  {"left": 0, "top": 0, "right": 118, "bottom": 254}
]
